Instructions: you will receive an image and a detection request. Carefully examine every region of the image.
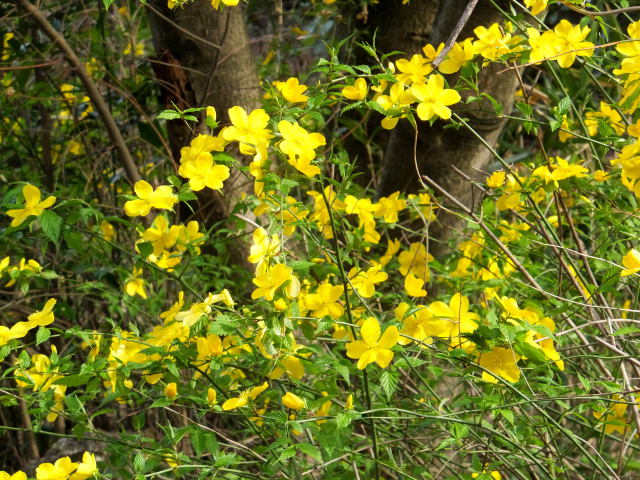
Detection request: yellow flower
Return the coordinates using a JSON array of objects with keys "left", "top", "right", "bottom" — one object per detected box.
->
[
  {"left": 621, "top": 249, "right": 640, "bottom": 276},
  {"left": 99, "top": 220, "right": 115, "bottom": 242},
  {"left": 375, "top": 82, "right": 415, "bottom": 129},
  {"left": 473, "top": 23, "right": 513, "bottom": 60},
  {"left": 140, "top": 216, "right": 181, "bottom": 256},
  {"left": 593, "top": 170, "right": 608, "bottom": 182},
  {"left": 6, "top": 184, "right": 56, "bottom": 227},
  {"left": 248, "top": 227, "right": 281, "bottom": 266},
  {"left": 69, "top": 452, "right": 98, "bottom": 480},
  {"left": 395, "top": 54, "right": 433, "bottom": 85},
  {"left": 412, "top": 74, "right": 461, "bottom": 121},
  {"left": 282, "top": 392, "right": 306, "bottom": 410},
  {"left": 593, "top": 394, "right": 637, "bottom": 435},
  {"left": 616, "top": 20, "right": 640, "bottom": 59},
  {"left": 0, "top": 472, "right": 27, "bottom": 480},
  {"left": 486, "top": 170, "right": 506, "bottom": 188},
  {"left": 275, "top": 77, "right": 309, "bottom": 103},
  {"left": 375, "top": 191, "right": 406, "bottom": 223},
  {"left": 532, "top": 157, "right": 588, "bottom": 186},
  {"left": 407, "top": 192, "right": 438, "bottom": 222},
  {"left": 472, "top": 471, "right": 502, "bottom": 480},
  {"left": 223, "top": 106, "right": 273, "bottom": 155},
  {"left": 346, "top": 317, "right": 399, "bottom": 369},
  {"left": 123, "top": 41, "right": 145, "bottom": 56},
  {"left": 251, "top": 263, "right": 293, "bottom": 301},
  {"left": 395, "top": 302, "right": 449, "bottom": 346},
  {"left": 207, "top": 387, "right": 217, "bottom": 405},
  {"left": 348, "top": 265, "right": 388, "bottom": 298},
  {"left": 429, "top": 293, "right": 479, "bottom": 351},
  {"left": 222, "top": 381, "right": 269, "bottom": 410},
  {"left": 303, "top": 282, "right": 344, "bottom": 319},
  {"left": 538, "top": 20, "right": 594, "bottom": 68},
  {"left": 345, "top": 394, "right": 354, "bottom": 410},
  {"left": 164, "top": 382, "right": 178, "bottom": 399},
  {"left": 278, "top": 120, "right": 326, "bottom": 177},
  {"left": 206, "top": 106, "right": 217, "bottom": 122},
  {"left": 180, "top": 134, "right": 225, "bottom": 164},
  {"left": 36, "top": 456, "right": 78, "bottom": 480},
  {"left": 178, "top": 153, "right": 230, "bottom": 191},
  {"left": 124, "top": 180, "right": 177, "bottom": 217},
  {"left": 28, "top": 298, "right": 57, "bottom": 327},
  {"left": 438, "top": 38, "right": 475, "bottom": 74},
  {"left": 524, "top": 0, "right": 547, "bottom": 15},
  {"left": 341, "top": 77, "right": 368, "bottom": 100},
  {"left": 124, "top": 267, "right": 147, "bottom": 299},
  {"left": 211, "top": 0, "right": 239, "bottom": 9},
  {"left": 398, "top": 242, "right": 434, "bottom": 281},
  {"left": 478, "top": 347, "right": 521, "bottom": 383},
  {"left": 404, "top": 273, "right": 427, "bottom": 297}
]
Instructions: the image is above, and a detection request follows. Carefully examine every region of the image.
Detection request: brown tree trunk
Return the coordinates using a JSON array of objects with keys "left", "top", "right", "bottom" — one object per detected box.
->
[
  {"left": 372, "top": 0, "right": 518, "bottom": 257},
  {"left": 146, "top": 0, "right": 261, "bottom": 268}
]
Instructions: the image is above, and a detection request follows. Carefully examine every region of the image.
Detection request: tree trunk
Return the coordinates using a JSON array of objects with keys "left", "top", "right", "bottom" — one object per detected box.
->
[
  {"left": 146, "top": 0, "right": 261, "bottom": 269},
  {"left": 373, "top": 0, "right": 518, "bottom": 257}
]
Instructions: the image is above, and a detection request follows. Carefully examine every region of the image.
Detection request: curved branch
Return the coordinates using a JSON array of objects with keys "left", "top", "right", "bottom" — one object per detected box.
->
[{"left": 17, "top": 0, "right": 141, "bottom": 184}]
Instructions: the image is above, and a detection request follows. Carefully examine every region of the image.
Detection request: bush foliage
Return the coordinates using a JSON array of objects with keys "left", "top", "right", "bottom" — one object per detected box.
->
[{"left": 2, "top": 0, "right": 640, "bottom": 478}]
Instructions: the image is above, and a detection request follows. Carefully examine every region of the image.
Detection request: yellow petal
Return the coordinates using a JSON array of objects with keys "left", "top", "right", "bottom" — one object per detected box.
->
[{"left": 360, "top": 317, "right": 381, "bottom": 346}]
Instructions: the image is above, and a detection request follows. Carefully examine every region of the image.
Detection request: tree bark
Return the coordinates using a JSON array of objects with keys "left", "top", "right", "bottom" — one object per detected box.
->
[
  {"left": 146, "top": 0, "right": 261, "bottom": 269},
  {"left": 373, "top": 0, "right": 518, "bottom": 257}
]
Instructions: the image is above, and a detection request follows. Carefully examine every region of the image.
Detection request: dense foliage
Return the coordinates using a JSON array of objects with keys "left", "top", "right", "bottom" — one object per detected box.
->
[{"left": 2, "top": 0, "right": 640, "bottom": 478}]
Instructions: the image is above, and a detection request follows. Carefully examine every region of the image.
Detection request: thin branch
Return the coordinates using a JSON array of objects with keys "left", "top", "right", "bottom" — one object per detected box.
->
[
  {"left": 559, "top": 1, "right": 640, "bottom": 18},
  {"left": 432, "top": 0, "right": 479, "bottom": 68},
  {"left": 17, "top": 0, "right": 141, "bottom": 184}
]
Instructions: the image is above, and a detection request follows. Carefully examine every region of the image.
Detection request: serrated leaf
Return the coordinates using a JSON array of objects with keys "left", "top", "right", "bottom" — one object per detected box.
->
[
  {"left": 613, "top": 326, "right": 640, "bottom": 336},
  {"left": 379, "top": 370, "right": 398, "bottom": 400},
  {"left": 35, "top": 327, "right": 50, "bottom": 346},
  {"left": 335, "top": 412, "right": 354, "bottom": 429},
  {"left": 276, "top": 445, "right": 297, "bottom": 463},
  {"left": 40, "top": 210, "right": 62, "bottom": 243},
  {"left": 578, "top": 373, "right": 591, "bottom": 392},
  {"left": 209, "top": 314, "right": 238, "bottom": 335},
  {"left": 133, "top": 454, "right": 146, "bottom": 473},
  {"left": 334, "top": 363, "right": 351, "bottom": 384},
  {"left": 298, "top": 442, "right": 322, "bottom": 462},
  {"left": 557, "top": 96, "right": 572, "bottom": 115}
]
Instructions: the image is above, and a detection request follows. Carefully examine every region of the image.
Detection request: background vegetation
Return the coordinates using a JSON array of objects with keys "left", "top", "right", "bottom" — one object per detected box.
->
[{"left": 2, "top": 0, "right": 640, "bottom": 478}]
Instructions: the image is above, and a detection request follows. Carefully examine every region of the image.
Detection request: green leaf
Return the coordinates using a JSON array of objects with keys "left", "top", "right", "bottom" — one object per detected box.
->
[
  {"left": 137, "top": 241, "right": 153, "bottom": 258},
  {"left": 150, "top": 398, "right": 173, "bottom": 408},
  {"left": 577, "top": 372, "right": 591, "bottom": 392},
  {"left": 35, "top": 327, "right": 50, "bottom": 346},
  {"left": 103, "top": 0, "right": 115, "bottom": 7},
  {"left": 280, "top": 178, "right": 299, "bottom": 195},
  {"left": 40, "top": 210, "right": 62, "bottom": 244},
  {"left": 298, "top": 442, "right": 322, "bottom": 462},
  {"left": 53, "top": 374, "right": 92, "bottom": 387},
  {"left": 336, "top": 412, "right": 359, "bottom": 429},
  {"left": 557, "top": 96, "right": 572, "bottom": 115},
  {"left": 210, "top": 314, "right": 238, "bottom": 335},
  {"left": 334, "top": 363, "right": 351, "bottom": 384},
  {"left": 276, "top": 445, "right": 297, "bottom": 463},
  {"left": 18, "top": 350, "right": 30, "bottom": 368},
  {"left": 157, "top": 110, "right": 181, "bottom": 120},
  {"left": 379, "top": 370, "right": 398, "bottom": 400},
  {"left": 613, "top": 326, "right": 640, "bottom": 336},
  {"left": 133, "top": 454, "right": 146, "bottom": 473}
]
